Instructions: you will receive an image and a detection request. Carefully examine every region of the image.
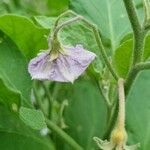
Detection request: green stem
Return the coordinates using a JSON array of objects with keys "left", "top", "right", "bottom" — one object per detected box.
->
[
  {"left": 136, "top": 62, "right": 150, "bottom": 70},
  {"left": 125, "top": 62, "right": 150, "bottom": 95},
  {"left": 33, "top": 81, "right": 47, "bottom": 117},
  {"left": 41, "top": 82, "right": 53, "bottom": 118},
  {"left": 123, "top": 0, "right": 150, "bottom": 95},
  {"left": 123, "top": 0, "right": 141, "bottom": 35},
  {"left": 123, "top": 0, "right": 144, "bottom": 65},
  {"left": 53, "top": 16, "right": 82, "bottom": 39},
  {"left": 33, "top": 81, "right": 83, "bottom": 150},
  {"left": 91, "top": 27, "right": 118, "bottom": 80},
  {"left": 53, "top": 15, "right": 118, "bottom": 80},
  {"left": 54, "top": 10, "right": 77, "bottom": 28},
  {"left": 46, "top": 118, "right": 83, "bottom": 150}
]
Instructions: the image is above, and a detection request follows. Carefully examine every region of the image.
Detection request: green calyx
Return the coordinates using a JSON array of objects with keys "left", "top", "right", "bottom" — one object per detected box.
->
[{"left": 48, "top": 36, "right": 66, "bottom": 61}]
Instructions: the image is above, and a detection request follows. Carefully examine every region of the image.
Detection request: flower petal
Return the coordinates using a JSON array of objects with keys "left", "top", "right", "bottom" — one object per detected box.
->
[
  {"left": 28, "top": 45, "right": 96, "bottom": 83},
  {"left": 28, "top": 51, "right": 68, "bottom": 82},
  {"left": 57, "top": 45, "right": 96, "bottom": 82}
]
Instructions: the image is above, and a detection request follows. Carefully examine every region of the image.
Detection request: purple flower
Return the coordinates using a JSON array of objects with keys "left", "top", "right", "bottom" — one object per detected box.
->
[{"left": 28, "top": 45, "right": 96, "bottom": 83}]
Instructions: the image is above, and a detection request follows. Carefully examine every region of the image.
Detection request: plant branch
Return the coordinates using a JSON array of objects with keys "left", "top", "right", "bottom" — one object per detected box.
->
[
  {"left": 40, "top": 82, "right": 53, "bottom": 118},
  {"left": 53, "top": 16, "right": 81, "bottom": 39},
  {"left": 33, "top": 81, "right": 83, "bottom": 150},
  {"left": 123, "top": 0, "right": 144, "bottom": 65},
  {"left": 54, "top": 10, "right": 77, "bottom": 28},
  {"left": 125, "top": 62, "right": 150, "bottom": 95},
  {"left": 33, "top": 81, "right": 47, "bottom": 117},
  {"left": 52, "top": 14, "right": 118, "bottom": 80},
  {"left": 123, "top": 0, "right": 141, "bottom": 35},
  {"left": 46, "top": 118, "right": 83, "bottom": 150}
]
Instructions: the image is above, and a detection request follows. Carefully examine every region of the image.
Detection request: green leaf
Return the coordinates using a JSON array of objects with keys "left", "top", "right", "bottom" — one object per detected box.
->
[
  {"left": 34, "top": 16, "right": 56, "bottom": 29},
  {"left": 19, "top": 107, "right": 46, "bottom": 130},
  {"left": 47, "top": 0, "right": 69, "bottom": 15},
  {"left": 143, "top": 35, "right": 150, "bottom": 60},
  {"left": 54, "top": 79, "right": 107, "bottom": 149},
  {"left": 0, "top": 15, "right": 49, "bottom": 59},
  {"left": 126, "top": 70, "right": 150, "bottom": 150},
  {"left": 0, "top": 106, "right": 55, "bottom": 150},
  {"left": 0, "top": 78, "right": 20, "bottom": 108},
  {"left": 70, "top": 0, "right": 143, "bottom": 50},
  {"left": 0, "top": 34, "right": 32, "bottom": 107},
  {"left": 113, "top": 35, "right": 150, "bottom": 78},
  {"left": 113, "top": 39, "right": 132, "bottom": 78}
]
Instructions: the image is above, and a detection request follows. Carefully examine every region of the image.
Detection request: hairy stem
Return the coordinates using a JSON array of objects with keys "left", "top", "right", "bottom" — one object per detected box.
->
[
  {"left": 123, "top": 0, "right": 147, "bottom": 97},
  {"left": 123, "top": 0, "right": 143, "bottom": 65},
  {"left": 53, "top": 16, "right": 82, "bottom": 39},
  {"left": 54, "top": 10, "right": 77, "bottom": 28},
  {"left": 41, "top": 82, "right": 53, "bottom": 118},
  {"left": 33, "top": 81, "right": 47, "bottom": 116},
  {"left": 117, "top": 79, "right": 125, "bottom": 129},
  {"left": 125, "top": 62, "right": 150, "bottom": 95},
  {"left": 33, "top": 81, "right": 83, "bottom": 150},
  {"left": 46, "top": 119, "right": 83, "bottom": 150}
]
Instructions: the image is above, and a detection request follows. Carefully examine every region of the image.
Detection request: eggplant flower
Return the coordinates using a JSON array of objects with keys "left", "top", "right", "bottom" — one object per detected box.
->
[{"left": 28, "top": 45, "right": 96, "bottom": 83}]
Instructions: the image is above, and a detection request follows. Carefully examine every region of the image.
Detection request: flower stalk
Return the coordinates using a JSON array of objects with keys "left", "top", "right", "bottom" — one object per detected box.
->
[
  {"left": 51, "top": 11, "right": 118, "bottom": 81},
  {"left": 111, "top": 79, "right": 126, "bottom": 149},
  {"left": 46, "top": 118, "right": 83, "bottom": 150}
]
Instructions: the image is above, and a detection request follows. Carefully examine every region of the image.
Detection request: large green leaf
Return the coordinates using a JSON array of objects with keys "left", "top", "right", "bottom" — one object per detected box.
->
[
  {"left": 70, "top": 0, "right": 143, "bottom": 50},
  {"left": 19, "top": 107, "right": 46, "bottom": 130},
  {"left": 34, "top": 16, "right": 56, "bottom": 29},
  {"left": 54, "top": 79, "right": 107, "bottom": 149},
  {"left": 0, "top": 15, "right": 49, "bottom": 59},
  {"left": 0, "top": 105, "right": 55, "bottom": 150},
  {"left": 126, "top": 70, "right": 150, "bottom": 150},
  {"left": 0, "top": 34, "right": 31, "bottom": 106},
  {"left": 112, "top": 39, "right": 132, "bottom": 78}
]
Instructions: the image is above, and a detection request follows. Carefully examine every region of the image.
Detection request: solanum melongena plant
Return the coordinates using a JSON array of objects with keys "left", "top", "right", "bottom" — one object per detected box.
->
[{"left": 26, "top": 0, "right": 150, "bottom": 150}]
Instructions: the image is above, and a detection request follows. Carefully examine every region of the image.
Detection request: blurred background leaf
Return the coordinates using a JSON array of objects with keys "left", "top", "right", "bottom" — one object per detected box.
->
[
  {"left": 1, "top": 0, "right": 150, "bottom": 150},
  {"left": 51, "top": 79, "right": 107, "bottom": 150},
  {"left": 0, "top": 33, "right": 32, "bottom": 107},
  {"left": 69, "top": 0, "right": 143, "bottom": 51},
  {"left": 0, "top": 105, "right": 55, "bottom": 150},
  {"left": 126, "top": 70, "right": 150, "bottom": 150},
  {"left": 0, "top": 15, "right": 49, "bottom": 59},
  {"left": 0, "top": 0, "right": 69, "bottom": 16}
]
